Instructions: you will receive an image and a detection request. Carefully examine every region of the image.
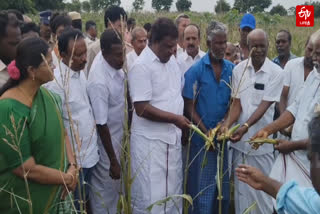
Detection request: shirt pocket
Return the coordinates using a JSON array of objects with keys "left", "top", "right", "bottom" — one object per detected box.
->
[{"left": 251, "top": 89, "right": 264, "bottom": 106}]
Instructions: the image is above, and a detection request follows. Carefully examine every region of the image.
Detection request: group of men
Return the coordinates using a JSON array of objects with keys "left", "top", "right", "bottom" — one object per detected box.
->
[{"left": 0, "top": 5, "right": 320, "bottom": 214}]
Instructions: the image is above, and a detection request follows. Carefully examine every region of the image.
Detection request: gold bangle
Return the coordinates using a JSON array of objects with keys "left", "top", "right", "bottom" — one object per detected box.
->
[{"left": 243, "top": 123, "right": 249, "bottom": 129}]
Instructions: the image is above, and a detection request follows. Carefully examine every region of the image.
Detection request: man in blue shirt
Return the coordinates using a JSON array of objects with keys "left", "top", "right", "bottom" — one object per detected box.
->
[
  {"left": 235, "top": 114, "right": 320, "bottom": 214},
  {"left": 183, "top": 20, "right": 234, "bottom": 213}
]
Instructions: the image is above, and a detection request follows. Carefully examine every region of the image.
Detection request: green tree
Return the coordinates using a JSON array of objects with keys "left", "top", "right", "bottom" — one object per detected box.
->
[
  {"left": 90, "top": 0, "right": 121, "bottom": 12},
  {"left": 176, "top": 0, "right": 192, "bottom": 12},
  {"left": 215, "top": 0, "right": 231, "bottom": 14},
  {"left": 33, "top": 0, "right": 64, "bottom": 11},
  {"left": 233, "top": 0, "right": 271, "bottom": 13},
  {"left": 270, "top": 4, "right": 287, "bottom": 16},
  {"left": 132, "top": 0, "right": 145, "bottom": 11},
  {"left": 0, "top": 0, "right": 35, "bottom": 13},
  {"left": 82, "top": 1, "right": 91, "bottom": 13},
  {"left": 152, "top": 0, "right": 173, "bottom": 12},
  {"left": 304, "top": 1, "right": 320, "bottom": 18},
  {"left": 287, "top": 6, "right": 296, "bottom": 16}
]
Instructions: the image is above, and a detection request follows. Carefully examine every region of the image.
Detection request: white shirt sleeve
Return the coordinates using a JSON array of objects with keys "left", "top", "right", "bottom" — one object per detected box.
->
[
  {"left": 128, "top": 64, "right": 152, "bottom": 103},
  {"left": 283, "top": 63, "right": 292, "bottom": 87},
  {"left": 87, "top": 83, "right": 109, "bottom": 125},
  {"left": 263, "top": 70, "right": 284, "bottom": 102},
  {"left": 232, "top": 65, "right": 241, "bottom": 99}
]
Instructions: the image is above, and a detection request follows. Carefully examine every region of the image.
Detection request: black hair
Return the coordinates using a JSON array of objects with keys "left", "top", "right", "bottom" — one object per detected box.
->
[
  {"left": 183, "top": 23, "right": 201, "bottom": 39},
  {"left": 72, "top": 19, "right": 82, "bottom": 31},
  {"left": 149, "top": 17, "right": 178, "bottom": 44},
  {"left": 50, "top": 13, "right": 72, "bottom": 34},
  {"left": 278, "top": 29, "right": 292, "bottom": 44},
  {"left": 85, "top": 20, "right": 96, "bottom": 32},
  {"left": 127, "top": 17, "right": 136, "bottom": 31},
  {"left": 7, "top": 9, "right": 24, "bottom": 22},
  {"left": 0, "top": 37, "right": 49, "bottom": 95},
  {"left": 21, "top": 22, "right": 40, "bottom": 36},
  {"left": 309, "top": 115, "right": 320, "bottom": 156},
  {"left": 100, "top": 29, "right": 122, "bottom": 55},
  {"left": 58, "top": 27, "right": 84, "bottom": 55},
  {"left": 143, "top": 22, "right": 152, "bottom": 33},
  {"left": 0, "top": 11, "right": 19, "bottom": 39},
  {"left": 104, "top": 6, "right": 127, "bottom": 29}
]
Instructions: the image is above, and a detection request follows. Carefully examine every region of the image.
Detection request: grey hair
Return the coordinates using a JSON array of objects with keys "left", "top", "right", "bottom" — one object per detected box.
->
[
  {"left": 206, "top": 21, "right": 227, "bottom": 41},
  {"left": 131, "top": 27, "right": 147, "bottom": 41}
]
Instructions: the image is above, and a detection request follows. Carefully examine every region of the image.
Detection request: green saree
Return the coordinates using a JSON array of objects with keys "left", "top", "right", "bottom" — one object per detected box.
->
[{"left": 0, "top": 87, "right": 67, "bottom": 214}]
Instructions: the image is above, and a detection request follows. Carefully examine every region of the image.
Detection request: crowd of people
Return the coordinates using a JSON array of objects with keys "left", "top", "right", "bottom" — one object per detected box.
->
[{"left": 0, "top": 5, "right": 319, "bottom": 214}]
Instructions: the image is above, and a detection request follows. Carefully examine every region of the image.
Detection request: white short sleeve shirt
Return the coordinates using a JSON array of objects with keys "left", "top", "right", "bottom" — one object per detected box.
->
[
  {"left": 126, "top": 50, "right": 138, "bottom": 71},
  {"left": 283, "top": 57, "right": 307, "bottom": 106},
  {"left": 128, "top": 46, "right": 184, "bottom": 145},
  {"left": 231, "top": 58, "right": 284, "bottom": 155},
  {"left": 87, "top": 52, "right": 125, "bottom": 167}
]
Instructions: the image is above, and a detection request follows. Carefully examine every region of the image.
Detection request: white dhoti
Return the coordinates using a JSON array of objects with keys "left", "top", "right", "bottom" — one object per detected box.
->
[
  {"left": 130, "top": 133, "right": 183, "bottom": 214},
  {"left": 90, "top": 142, "right": 121, "bottom": 214},
  {"left": 232, "top": 149, "right": 274, "bottom": 214}
]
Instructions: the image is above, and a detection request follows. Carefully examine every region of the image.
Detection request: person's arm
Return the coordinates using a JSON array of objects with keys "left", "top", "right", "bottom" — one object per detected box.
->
[
  {"left": 184, "top": 98, "right": 207, "bottom": 133},
  {"left": 96, "top": 124, "right": 120, "bottom": 179},
  {"left": 279, "top": 86, "right": 289, "bottom": 115},
  {"left": 230, "top": 100, "right": 273, "bottom": 142},
  {"left": 220, "top": 98, "right": 242, "bottom": 135},
  {"left": 274, "top": 139, "right": 309, "bottom": 154},
  {"left": 235, "top": 164, "right": 282, "bottom": 199},
  {"left": 253, "top": 110, "right": 295, "bottom": 139},
  {"left": 134, "top": 101, "right": 190, "bottom": 130},
  {"left": 13, "top": 157, "right": 74, "bottom": 188}
]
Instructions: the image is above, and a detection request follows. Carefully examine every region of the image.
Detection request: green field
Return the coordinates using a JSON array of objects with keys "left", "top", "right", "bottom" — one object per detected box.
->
[{"left": 79, "top": 10, "right": 319, "bottom": 58}]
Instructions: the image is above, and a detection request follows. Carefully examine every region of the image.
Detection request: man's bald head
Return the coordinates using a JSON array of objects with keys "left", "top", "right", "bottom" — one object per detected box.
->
[{"left": 247, "top": 28, "right": 268, "bottom": 49}]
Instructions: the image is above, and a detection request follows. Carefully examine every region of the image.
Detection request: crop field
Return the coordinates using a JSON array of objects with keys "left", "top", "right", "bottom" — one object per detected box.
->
[{"left": 80, "top": 10, "right": 320, "bottom": 58}]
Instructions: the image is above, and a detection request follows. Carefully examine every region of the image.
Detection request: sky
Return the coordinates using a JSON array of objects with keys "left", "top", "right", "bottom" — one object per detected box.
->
[{"left": 120, "top": 0, "right": 305, "bottom": 12}]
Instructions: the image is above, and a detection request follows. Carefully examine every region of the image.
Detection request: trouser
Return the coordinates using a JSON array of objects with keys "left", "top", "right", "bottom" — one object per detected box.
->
[
  {"left": 232, "top": 149, "right": 274, "bottom": 214},
  {"left": 74, "top": 167, "right": 94, "bottom": 213},
  {"left": 130, "top": 133, "right": 183, "bottom": 214}
]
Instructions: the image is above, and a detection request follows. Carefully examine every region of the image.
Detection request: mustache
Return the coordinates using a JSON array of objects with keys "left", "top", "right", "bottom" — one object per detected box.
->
[{"left": 187, "top": 44, "right": 196, "bottom": 48}]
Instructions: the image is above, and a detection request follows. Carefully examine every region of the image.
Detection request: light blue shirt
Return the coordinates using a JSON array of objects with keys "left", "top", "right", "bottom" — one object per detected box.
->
[{"left": 276, "top": 180, "right": 320, "bottom": 214}]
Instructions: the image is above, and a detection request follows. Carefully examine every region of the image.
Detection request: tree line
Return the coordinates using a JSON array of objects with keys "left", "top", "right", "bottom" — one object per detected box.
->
[{"left": 1, "top": 0, "right": 320, "bottom": 16}]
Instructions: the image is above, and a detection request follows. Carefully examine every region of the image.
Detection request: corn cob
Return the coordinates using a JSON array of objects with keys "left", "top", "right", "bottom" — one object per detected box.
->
[
  {"left": 189, "top": 124, "right": 211, "bottom": 143},
  {"left": 217, "top": 124, "right": 240, "bottom": 141},
  {"left": 247, "top": 138, "right": 278, "bottom": 150}
]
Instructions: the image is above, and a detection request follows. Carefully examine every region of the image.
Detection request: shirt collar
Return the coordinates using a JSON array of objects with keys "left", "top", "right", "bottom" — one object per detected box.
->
[
  {"left": 182, "top": 49, "right": 204, "bottom": 61},
  {"left": 59, "top": 61, "right": 80, "bottom": 78},
  {"left": 100, "top": 52, "right": 124, "bottom": 79},
  {"left": 0, "top": 60, "right": 6, "bottom": 72},
  {"left": 248, "top": 57, "right": 271, "bottom": 73},
  {"left": 145, "top": 46, "right": 160, "bottom": 62}
]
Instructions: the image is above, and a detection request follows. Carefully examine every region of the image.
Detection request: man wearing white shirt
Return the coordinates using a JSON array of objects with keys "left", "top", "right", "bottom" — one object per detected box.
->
[
  {"left": 221, "top": 29, "right": 284, "bottom": 214},
  {"left": 128, "top": 18, "right": 190, "bottom": 214},
  {"left": 175, "top": 14, "right": 190, "bottom": 56},
  {"left": 44, "top": 28, "right": 99, "bottom": 212},
  {"left": 253, "top": 29, "right": 320, "bottom": 191},
  {"left": 177, "top": 24, "right": 205, "bottom": 74},
  {"left": 87, "top": 29, "right": 125, "bottom": 214},
  {"left": 278, "top": 38, "right": 314, "bottom": 125},
  {"left": 126, "top": 27, "right": 147, "bottom": 70}
]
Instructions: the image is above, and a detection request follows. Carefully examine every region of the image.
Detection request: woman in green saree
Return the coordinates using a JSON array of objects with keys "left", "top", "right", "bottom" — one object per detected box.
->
[{"left": 0, "top": 37, "right": 77, "bottom": 213}]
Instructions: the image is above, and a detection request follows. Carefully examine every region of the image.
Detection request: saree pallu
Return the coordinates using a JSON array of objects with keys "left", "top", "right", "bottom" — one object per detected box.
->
[{"left": 0, "top": 87, "right": 67, "bottom": 214}]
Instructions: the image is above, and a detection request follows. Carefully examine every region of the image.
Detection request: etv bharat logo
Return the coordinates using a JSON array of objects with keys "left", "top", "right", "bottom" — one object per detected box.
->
[{"left": 296, "top": 5, "right": 314, "bottom": 27}]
